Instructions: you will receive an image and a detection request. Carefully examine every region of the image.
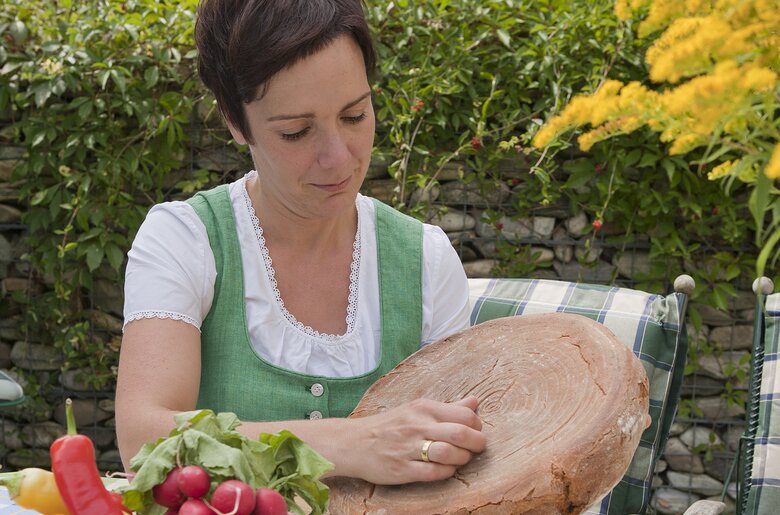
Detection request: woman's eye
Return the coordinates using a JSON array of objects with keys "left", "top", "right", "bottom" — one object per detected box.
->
[
  {"left": 343, "top": 113, "right": 367, "bottom": 125},
  {"left": 281, "top": 128, "right": 310, "bottom": 141}
]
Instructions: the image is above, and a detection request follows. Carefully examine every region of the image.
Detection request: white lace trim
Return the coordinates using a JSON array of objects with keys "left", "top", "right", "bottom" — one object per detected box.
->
[
  {"left": 242, "top": 172, "right": 361, "bottom": 341},
  {"left": 123, "top": 311, "right": 200, "bottom": 331}
]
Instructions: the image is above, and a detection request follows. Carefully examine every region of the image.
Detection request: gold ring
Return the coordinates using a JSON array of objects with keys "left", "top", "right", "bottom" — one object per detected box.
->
[{"left": 420, "top": 439, "right": 434, "bottom": 462}]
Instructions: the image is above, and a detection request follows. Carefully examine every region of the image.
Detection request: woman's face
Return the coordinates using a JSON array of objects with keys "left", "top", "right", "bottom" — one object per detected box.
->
[{"left": 230, "top": 35, "right": 375, "bottom": 221}]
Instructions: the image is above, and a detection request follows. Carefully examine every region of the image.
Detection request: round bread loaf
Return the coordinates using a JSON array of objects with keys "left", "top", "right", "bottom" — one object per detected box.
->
[{"left": 326, "top": 313, "right": 649, "bottom": 514}]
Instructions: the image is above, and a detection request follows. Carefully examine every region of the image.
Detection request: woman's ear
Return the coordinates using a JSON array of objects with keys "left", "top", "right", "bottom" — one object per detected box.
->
[{"left": 226, "top": 119, "right": 248, "bottom": 146}]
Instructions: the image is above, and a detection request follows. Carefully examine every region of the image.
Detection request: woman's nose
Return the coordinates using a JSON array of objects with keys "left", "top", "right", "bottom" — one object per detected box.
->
[{"left": 317, "top": 128, "right": 351, "bottom": 170}]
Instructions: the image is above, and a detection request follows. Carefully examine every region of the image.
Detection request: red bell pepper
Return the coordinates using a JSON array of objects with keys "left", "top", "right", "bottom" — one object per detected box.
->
[{"left": 50, "top": 398, "right": 127, "bottom": 515}]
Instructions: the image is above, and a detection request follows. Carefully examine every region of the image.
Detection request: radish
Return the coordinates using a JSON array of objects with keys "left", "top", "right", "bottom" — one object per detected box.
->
[
  {"left": 254, "top": 488, "right": 287, "bottom": 515},
  {"left": 153, "top": 467, "right": 185, "bottom": 509},
  {"left": 179, "top": 498, "right": 215, "bottom": 515},
  {"left": 210, "top": 480, "right": 256, "bottom": 515},
  {"left": 178, "top": 465, "right": 211, "bottom": 498}
]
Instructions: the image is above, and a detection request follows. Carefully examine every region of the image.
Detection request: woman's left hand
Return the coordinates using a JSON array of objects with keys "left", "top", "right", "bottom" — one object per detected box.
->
[{"left": 336, "top": 396, "right": 487, "bottom": 485}]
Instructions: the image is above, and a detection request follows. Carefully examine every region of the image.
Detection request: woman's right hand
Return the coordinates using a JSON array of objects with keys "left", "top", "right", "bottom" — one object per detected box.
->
[{"left": 340, "top": 396, "right": 486, "bottom": 485}]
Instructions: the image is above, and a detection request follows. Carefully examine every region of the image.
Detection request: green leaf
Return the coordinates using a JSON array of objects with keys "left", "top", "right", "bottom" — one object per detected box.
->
[
  {"left": 121, "top": 411, "right": 332, "bottom": 515},
  {"left": 105, "top": 243, "right": 125, "bottom": 271},
  {"left": 749, "top": 169, "right": 771, "bottom": 244},
  {"left": 30, "top": 131, "right": 46, "bottom": 148},
  {"left": 30, "top": 189, "right": 48, "bottom": 206},
  {"left": 98, "top": 70, "right": 111, "bottom": 90},
  {"left": 32, "top": 82, "right": 52, "bottom": 107},
  {"left": 159, "top": 91, "right": 180, "bottom": 112},
  {"left": 9, "top": 20, "right": 28, "bottom": 45},
  {"left": 638, "top": 151, "right": 660, "bottom": 168},
  {"left": 757, "top": 229, "right": 780, "bottom": 278},
  {"left": 144, "top": 66, "right": 159, "bottom": 88},
  {"left": 624, "top": 148, "right": 642, "bottom": 167},
  {"left": 660, "top": 158, "right": 676, "bottom": 181},
  {"left": 166, "top": 120, "right": 176, "bottom": 147},
  {"left": 85, "top": 244, "right": 103, "bottom": 271},
  {"left": 563, "top": 166, "right": 595, "bottom": 190},
  {"left": 496, "top": 29, "right": 511, "bottom": 50},
  {"left": 111, "top": 69, "right": 127, "bottom": 95},
  {"left": 0, "top": 61, "right": 23, "bottom": 76}
]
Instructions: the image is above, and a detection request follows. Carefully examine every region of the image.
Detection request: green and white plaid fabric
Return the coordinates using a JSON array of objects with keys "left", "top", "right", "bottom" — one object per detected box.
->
[
  {"left": 468, "top": 278, "right": 689, "bottom": 515},
  {"left": 745, "top": 292, "right": 780, "bottom": 514}
]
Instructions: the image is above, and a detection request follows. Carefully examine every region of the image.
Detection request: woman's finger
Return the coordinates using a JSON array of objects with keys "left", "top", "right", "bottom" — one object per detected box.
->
[
  {"left": 451, "top": 396, "right": 479, "bottom": 411},
  {"left": 405, "top": 459, "right": 458, "bottom": 483},
  {"left": 422, "top": 398, "right": 483, "bottom": 430},
  {"left": 421, "top": 440, "right": 473, "bottom": 466},
  {"left": 424, "top": 422, "right": 487, "bottom": 454}
]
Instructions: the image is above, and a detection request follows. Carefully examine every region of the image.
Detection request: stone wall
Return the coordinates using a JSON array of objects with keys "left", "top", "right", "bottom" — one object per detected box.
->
[{"left": 0, "top": 139, "right": 754, "bottom": 514}]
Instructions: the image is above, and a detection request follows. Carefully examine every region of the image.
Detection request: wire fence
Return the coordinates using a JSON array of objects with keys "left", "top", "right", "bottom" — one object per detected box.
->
[{"left": 0, "top": 131, "right": 754, "bottom": 514}]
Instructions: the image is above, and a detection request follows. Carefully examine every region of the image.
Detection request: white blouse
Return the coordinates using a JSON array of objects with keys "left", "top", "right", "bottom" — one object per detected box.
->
[{"left": 123, "top": 171, "right": 470, "bottom": 378}]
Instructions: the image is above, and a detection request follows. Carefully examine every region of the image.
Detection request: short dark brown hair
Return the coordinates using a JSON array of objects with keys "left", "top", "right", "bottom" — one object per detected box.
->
[{"left": 195, "top": 0, "right": 376, "bottom": 144}]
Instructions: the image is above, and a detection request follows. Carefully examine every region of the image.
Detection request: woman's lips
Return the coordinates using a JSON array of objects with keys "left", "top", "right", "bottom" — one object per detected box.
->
[{"left": 313, "top": 176, "right": 351, "bottom": 193}]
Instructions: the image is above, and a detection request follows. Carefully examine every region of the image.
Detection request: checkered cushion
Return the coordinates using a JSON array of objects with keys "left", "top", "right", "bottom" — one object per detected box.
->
[
  {"left": 745, "top": 292, "right": 780, "bottom": 514},
  {"left": 468, "top": 278, "right": 689, "bottom": 515}
]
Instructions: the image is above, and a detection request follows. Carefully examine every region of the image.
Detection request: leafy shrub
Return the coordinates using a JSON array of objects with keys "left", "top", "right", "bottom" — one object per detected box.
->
[
  {"left": 1, "top": 0, "right": 202, "bottom": 387},
  {"left": 532, "top": 0, "right": 780, "bottom": 277},
  {"left": 0, "top": 0, "right": 767, "bottom": 391}
]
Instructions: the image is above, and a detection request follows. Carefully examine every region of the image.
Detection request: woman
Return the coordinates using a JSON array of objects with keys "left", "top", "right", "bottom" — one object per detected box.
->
[{"left": 115, "top": 0, "right": 485, "bottom": 485}]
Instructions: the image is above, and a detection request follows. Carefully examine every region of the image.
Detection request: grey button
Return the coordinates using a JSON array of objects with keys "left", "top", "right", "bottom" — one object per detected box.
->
[
  {"left": 310, "top": 383, "right": 324, "bottom": 397},
  {"left": 309, "top": 410, "right": 323, "bottom": 420}
]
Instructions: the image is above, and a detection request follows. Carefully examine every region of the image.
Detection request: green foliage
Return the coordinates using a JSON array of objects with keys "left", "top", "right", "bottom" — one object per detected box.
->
[
  {"left": 491, "top": 241, "right": 553, "bottom": 278},
  {"left": 0, "top": 0, "right": 768, "bottom": 392},
  {"left": 368, "top": 0, "right": 649, "bottom": 208},
  {"left": 368, "top": 0, "right": 763, "bottom": 314},
  {"left": 1, "top": 0, "right": 201, "bottom": 387},
  {"left": 690, "top": 432, "right": 725, "bottom": 463}
]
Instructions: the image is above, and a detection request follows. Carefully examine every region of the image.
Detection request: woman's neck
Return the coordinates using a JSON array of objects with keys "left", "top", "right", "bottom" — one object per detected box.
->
[{"left": 246, "top": 173, "right": 358, "bottom": 254}]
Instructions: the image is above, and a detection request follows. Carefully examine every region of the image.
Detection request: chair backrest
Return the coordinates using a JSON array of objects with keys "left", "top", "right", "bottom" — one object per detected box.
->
[
  {"left": 0, "top": 370, "right": 24, "bottom": 408},
  {"left": 742, "top": 281, "right": 780, "bottom": 514},
  {"left": 468, "top": 276, "right": 692, "bottom": 515}
]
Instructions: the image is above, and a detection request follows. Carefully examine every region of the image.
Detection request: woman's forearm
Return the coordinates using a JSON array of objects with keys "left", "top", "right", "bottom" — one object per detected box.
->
[
  {"left": 235, "top": 417, "right": 364, "bottom": 479},
  {"left": 117, "top": 405, "right": 360, "bottom": 477},
  {"left": 117, "top": 398, "right": 485, "bottom": 485}
]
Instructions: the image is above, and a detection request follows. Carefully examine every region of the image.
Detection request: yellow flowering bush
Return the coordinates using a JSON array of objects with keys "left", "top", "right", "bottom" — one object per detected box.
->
[{"left": 533, "top": 0, "right": 780, "bottom": 275}]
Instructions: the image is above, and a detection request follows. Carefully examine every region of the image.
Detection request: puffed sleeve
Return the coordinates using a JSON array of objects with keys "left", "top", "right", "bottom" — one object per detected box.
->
[
  {"left": 420, "top": 224, "right": 470, "bottom": 346},
  {"left": 122, "top": 201, "right": 216, "bottom": 331}
]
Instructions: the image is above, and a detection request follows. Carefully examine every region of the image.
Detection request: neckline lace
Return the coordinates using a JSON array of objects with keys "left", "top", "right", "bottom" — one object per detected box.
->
[{"left": 241, "top": 172, "right": 361, "bottom": 341}]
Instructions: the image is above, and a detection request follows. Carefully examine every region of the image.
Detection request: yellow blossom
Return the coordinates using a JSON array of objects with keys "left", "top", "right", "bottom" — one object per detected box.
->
[
  {"left": 40, "top": 59, "right": 62, "bottom": 75},
  {"left": 532, "top": 0, "right": 780, "bottom": 273},
  {"left": 756, "top": 0, "right": 780, "bottom": 24},
  {"left": 718, "top": 23, "right": 770, "bottom": 60},
  {"left": 532, "top": 81, "right": 627, "bottom": 149},
  {"left": 578, "top": 115, "right": 646, "bottom": 151},
  {"left": 647, "top": 17, "right": 731, "bottom": 83},
  {"left": 656, "top": 61, "right": 776, "bottom": 142},
  {"left": 659, "top": 126, "right": 683, "bottom": 143},
  {"left": 534, "top": 0, "right": 778, "bottom": 162},
  {"left": 684, "top": 0, "right": 709, "bottom": 12},
  {"left": 742, "top": 66, "right": 778, "bottom": 92},
  {"left": 669, "top": 133, "right": 706, "bottom": 154},
  {"left": 615, "top": 0, "right": 651, "bottom": 21},
  {"left": 639, "top": 0, "right": 686, "bottom": 36},
  {"left": 767, "top": 143, "right": 780, "bottom": 180},
  {"left": 723, "top": 117, "right": 748, "bottom": 137},
  {"left": 532, "top": 122, "right": 561, "bottom": 149},
  {"left": 614, "top": 0, "right": 635, "bottom": 21},
  {"left": 707, "top": 160, "right": 737, "bottom": 180}
]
